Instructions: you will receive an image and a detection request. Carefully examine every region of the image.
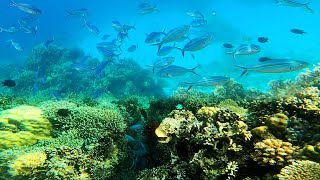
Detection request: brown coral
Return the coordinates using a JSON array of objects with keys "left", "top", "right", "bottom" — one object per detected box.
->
[
  {"left": 278, "top": 160, "right": 320, "bottom": 180},
  {"left": 252, "top": 139, "right": 295, "bottom": 166}
]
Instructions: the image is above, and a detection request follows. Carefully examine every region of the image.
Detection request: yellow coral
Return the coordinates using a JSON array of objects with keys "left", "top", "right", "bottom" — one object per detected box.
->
[
  {"left": 252, "top": 139, "right": 295, "bottom": 166},
  {"left": 197, "top": 107, "right": 220, "bottom": 120},
  {"left": 278, "top": 160, "right": 320, "bottom": 180},
  {"left": 0, "top": 106, "right": 52, "bottom": 149},
  {"left": 8, "top": 151, "right": 47, "bottom": 176},
  {"left": 218, "top": 99, "right": 247, "bottom": 117},
  {"left": 266, "top": 113, "right": 288, "bottom": 133}
]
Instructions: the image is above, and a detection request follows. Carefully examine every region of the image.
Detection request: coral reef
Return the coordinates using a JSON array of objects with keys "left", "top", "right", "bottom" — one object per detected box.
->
[
  {"left": 252, "top": 139, "right": 295, "bottom": 166},
  {"left": 278, "top": 160, "right": 320, "bottom": 180},
  {"left": 0, "top": 105, "right": 52, "bottom": 149}
]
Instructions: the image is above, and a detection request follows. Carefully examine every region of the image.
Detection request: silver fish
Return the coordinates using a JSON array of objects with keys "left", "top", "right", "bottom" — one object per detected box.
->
[
  {"left": 227, "top": 43, "right": 260, "bottom": 61},
  {"left": 157, "top": 43, "right": 177, "bottom": 56},
  {"left": 83, "top": 19, "right": 100, "bottom": 35},
  {"left": 145, "top": 29, "right": 165, "bottom": 44},
  {"left": 190, "top": 19, "right": 207, "bottom": 28},
  {"left": 235, "top": 59, "right": 309, "bottom": 76},
  {"left": 157, "top": 65, "right": 200, "bottom": 77},
  {"left": 112, "top": 21, "right": 123, "bottom": 32},
  {"left": 186, "top": 10, "right": 204, "bottom": 19},
  {"left": 10, "top": 0, "right": 42, "bottom": 15},
  {"left": 67, "top": 8, "right": 88, "bottom": 18},
  {"left": 139, "top": 3, "right": 158, "bottom": 15},
  {"left": 180, "top": 34, "right": 213, "bottom": 57},
  {"left": 276, "top": 0, "right": 313, "bottom": 13},
  {"left": 155, "top": 25, "right": 190, "bottom": 51},
  {"left": 127, "top": 44, "right": 138, "bottom": 52},
  {"left": 146, "top": 57, "right": 175, "bottom": 73},
  {"left": 7, "top": 39, "right": 23, "bottom": 51},
  {"left": 183, "top": 76, "right": 230, "bottom": 90},
  {"left": 0, "top": 26, "right": 19, "bottom": 34}
]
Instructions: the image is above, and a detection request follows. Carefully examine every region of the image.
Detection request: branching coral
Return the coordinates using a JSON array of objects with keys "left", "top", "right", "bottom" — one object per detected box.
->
[{"left": 252, "top": 139, "right": 295, "bottom": 166}]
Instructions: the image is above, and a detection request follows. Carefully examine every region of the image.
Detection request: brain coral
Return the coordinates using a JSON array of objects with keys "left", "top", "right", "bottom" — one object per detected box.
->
[
  {"left": 0, "top": 105, "right": 52, "bottom": 149},
  {"left": 252, "top": 139, "right": 295, "bottom": 166},
  {"left": 278, "top": 160, "right": 320, "bottom": 180}
]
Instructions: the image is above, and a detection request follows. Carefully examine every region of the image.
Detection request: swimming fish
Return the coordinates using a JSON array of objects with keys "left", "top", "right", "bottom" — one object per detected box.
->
[
  {"left": 226, "top": 43, "right": 260, "bottom": 61},
  {"left": 257, "top": 37, "right": 269, "bottom": 43},
  {"left": 7, "top": 39, "right": 23, "bottom": 51},
  {"left": 157, "top": 43, "right": 177, "bottom": 56},
  {"left": 129, "top": 124, "right": 144, "bottom": 132},
  {"left": 67, "top": 8, "right": 88, "bottom": 18},
  {"left": 145, "top": 57, "right": 175, "bottom": 73},
  {"left": 83, "top": 19, "right": 100, "bottom": 35},
  {"left": 234, "top": 59, "right": 309, "bottom": 76},
  {"left": 138, "top": 2, "right": 159, "bottom": 15},
  {"left": 175, "top": 104, "right": 183, "bottom": 110},
  {"left": 145, "top": 29, "right": 166, "bottom": 44},
  {"left": 182, "top": 76, "right": 230, "bottom": 91},
  {"left": 112, "top": 20, "right": 124, "bottom": 32},
  {"left": 154, "top": 25, "right": 190, "bottom": 51},
  {"left": 223, "top": 43, "right": 234, "bottom": 48},
  {"left": 290, "top": 28, "right": 306, "bottom": 34},
  {"left": 0, "top": 26, "right": 20, "bottom": 34},
  {"left": 275, "top": 0, "right": 313, "bottom": 13},
  {"left": 44, "top": 37, "right": 54, "bottom": 48},
  {"left": 186, "top": 10, "right": 204, "bottom": 19},
  {"left": 179, "top": 34, "right": 213, "bottom": 57},
  {"left": 190, "top": 19, "right": 207, "bottom": 28},
  {"left": 9, "top": 0, "right": 42, "bottom": 15},
  {"left": 157, "top": 65, "right": 200, "bottom": 77},
  {"left": 2, "top": 79, "right": 16, "bottom": 87},
  {"left": 127, "top": 44, "right": 138, "bottom": 52},
  {"left": 101, "top": 34, "right": 110, "bottom": 40}
]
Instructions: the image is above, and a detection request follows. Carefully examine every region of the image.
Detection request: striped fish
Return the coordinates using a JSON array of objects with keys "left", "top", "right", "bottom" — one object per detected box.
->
[
  {"left": 235, "top": 59, "right": 309, "bottom": 76},
  {"left": 179, "top": 34, "right": 213, "bottom": 57},
  {"left": 146, "top": 57, "right": 175, "bottom": 73},
  {"left": 227, "top": 43, "right": 260, "bottom": 61},
  {"left": 183, "top": 76, "right": 230, "bottom": 90},
  {"left": 154, "top": 25, "right": 190, "bottom": 51},
  {"left": 157, "top": 65, "right": 200, "bottom": 77},
  {"left": 276, "top": 0, "right": 313, "bottom": 13}
]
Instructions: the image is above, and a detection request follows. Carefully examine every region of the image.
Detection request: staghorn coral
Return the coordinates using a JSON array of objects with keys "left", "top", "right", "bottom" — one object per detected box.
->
[
  {"left": 252, "top": 139, "right": 295, "bottom": 166},
  {"left": 0, "top": 105, "right": 52, "bottom": 150},
  {"left": 278, "top": 160, "right": 320, "bottom": 180}
]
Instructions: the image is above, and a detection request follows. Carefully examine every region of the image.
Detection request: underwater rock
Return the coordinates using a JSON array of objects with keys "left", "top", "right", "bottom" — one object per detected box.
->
[
  {"left": 0, "top": 105, "right": 52, "bottom": 149},
  {"left": 252, "top": 139, "right": 295, "bottom": 166}
]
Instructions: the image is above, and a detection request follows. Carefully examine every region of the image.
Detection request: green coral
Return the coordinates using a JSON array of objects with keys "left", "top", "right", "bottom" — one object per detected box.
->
[{"left": 278, "top": 160, "right": 320, "bottom": 180}]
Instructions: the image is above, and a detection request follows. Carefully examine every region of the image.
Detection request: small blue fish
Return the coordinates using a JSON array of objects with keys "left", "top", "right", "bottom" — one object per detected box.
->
[
  {"left": 44, "top": 37, "right": 54, "bottom": 48},
  {"left": 129, "top": 124, "right": 144, "bottom": 132},
  {"left": 7, "top": 39, "right": 23, "bottom": 51},
  {"left": 10, "top": 0, "right": 42, "bottom": 15},
  {"left": 190, "top": 19, "right": 207, "bottom": 28},
  {"left": 101, "top": 34, "right": 110, "bottom": 40},
  {"left": 176, "top": 104, "right": 183, "bottom": 110},
  {"left": 127, "top": 44, "right": 138, "bottom": 52},
  {"left": 157, "top": 65, "right": 200, "bottom": 77},
  {"left": 92, "top": 60, "right": 114, "bottom": 78},
  {"left": 125, "top": 134, "right": 136, "bottom": 142}
]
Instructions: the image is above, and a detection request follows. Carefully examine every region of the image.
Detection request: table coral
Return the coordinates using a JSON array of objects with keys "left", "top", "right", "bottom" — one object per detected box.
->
[
  {"left": 0, "top": 105, "right": 52, "bottom": 149},
  {"left": 252, "top": 139, "right": 295, "bottom": 166}
]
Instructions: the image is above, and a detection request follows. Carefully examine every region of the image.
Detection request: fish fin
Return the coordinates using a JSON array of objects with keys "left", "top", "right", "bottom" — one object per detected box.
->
[
  {"left": 182, "top": 51, "right": 185, "bottom": 58},
  {"left": 9, "top": 0, "right": 16, "bottom": 5},
  {"left": 187, "top": 85, "right": 193, "bottom": 91},
  {"left": 240, "top": 70, "right": 248, "bottom": 77},
  {"left": 304, "top": 3, "right": 313, "bottom": 13},
  {"left": 161, "top": 27, "right": 166, "bottom": 34}
]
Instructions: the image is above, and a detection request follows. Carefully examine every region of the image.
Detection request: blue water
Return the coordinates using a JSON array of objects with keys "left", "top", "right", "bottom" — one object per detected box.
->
[{"left": 0, "top": 0, "right": 319, "bottom": 93}]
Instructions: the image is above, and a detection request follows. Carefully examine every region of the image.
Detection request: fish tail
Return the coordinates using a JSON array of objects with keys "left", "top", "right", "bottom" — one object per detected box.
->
[
  {"left": 9, "top": 0, "right": 16, "bottom": 5},
  {"left": 182, "top": 50, "right": 185, "bottom": 58},
  {"left": 240, "top": 70, "right": 248, "bottom": 77},
  {"left": 187, "top": 85, "right": 193, "bottom": 91},
  {"left": 304, "top": 3, "right": 313, "bottom": 13},
  {"left": 161, "top": 27, "right": 166, "bottom": 34},
  {"left": 191, "top": 65, "right": 201, "bottom": 76}
]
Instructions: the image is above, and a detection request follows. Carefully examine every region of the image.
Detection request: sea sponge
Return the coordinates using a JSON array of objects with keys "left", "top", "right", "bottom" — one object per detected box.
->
[
  {"left": 252, "top": 139, "right": 295, "bottom": 166},
  {"left": 278, "top": 160, "right": 320, "bottom": 180},
  {"left": 0, "top": 105, "right": 52, "bottom": 149}
]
